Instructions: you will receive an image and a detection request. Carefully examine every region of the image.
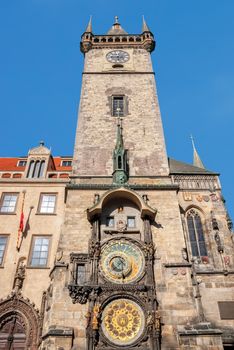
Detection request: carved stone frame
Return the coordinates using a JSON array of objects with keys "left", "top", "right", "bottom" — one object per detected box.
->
[{"left": 0, "top": 292, "right": 42, "bottom": 349}]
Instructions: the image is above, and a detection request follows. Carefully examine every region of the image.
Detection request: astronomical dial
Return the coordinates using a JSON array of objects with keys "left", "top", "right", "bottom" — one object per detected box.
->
[
  {"left": 106, "top": 50, "right": 130, "bottom": 63},
  {"left": 101, "top": 298, "right": 145, "bottom": 346},
  {"left": 99, "top": 240, "right": 145, "bottom": 284}
]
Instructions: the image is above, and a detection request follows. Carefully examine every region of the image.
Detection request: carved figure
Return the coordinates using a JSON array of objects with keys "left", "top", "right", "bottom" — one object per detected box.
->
[
  {"left": 13, "top": 258, "right": 26, "bottom": 292},
  {"left": 92, "top": 304, "right": 100, "bottom": 330},
  {"left": 214, "top": 232, "right": 223, "bottom": 253}
]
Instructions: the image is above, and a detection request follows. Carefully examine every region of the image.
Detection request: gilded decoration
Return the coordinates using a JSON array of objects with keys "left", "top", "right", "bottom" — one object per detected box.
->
[
  {"left": 99, "top": 240, "right": 145, "bottom": 284},
  {"left": 101, "top": 299, "right": 145, "bottom": 346}
]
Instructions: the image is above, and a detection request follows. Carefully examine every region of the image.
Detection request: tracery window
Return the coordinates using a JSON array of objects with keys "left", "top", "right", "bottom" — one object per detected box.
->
[{"left": 186, "top": 209, "right": 207, "bottom": 257}]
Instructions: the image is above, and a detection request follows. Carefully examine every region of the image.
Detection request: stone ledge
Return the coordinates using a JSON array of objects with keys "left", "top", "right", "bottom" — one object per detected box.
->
[
  {"left": 196, "top": 270, "right": 234, "bottom": 275},
  {"left": 178, "top": 323, "right": 222, "bottom": 337},
  {"left": 164, "top": 263, "right": 192, "bottom": 268},
  {"left": 42, "top": 327, "right": 73, "bottom": 340},
  {"left": 66, "top": 183, "right": 179, "bottom": 191}
]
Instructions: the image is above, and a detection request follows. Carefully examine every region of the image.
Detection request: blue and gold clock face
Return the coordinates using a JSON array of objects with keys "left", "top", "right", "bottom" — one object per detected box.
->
[{"left": 100, "top": 240, "right": 145, "bottom": 284}]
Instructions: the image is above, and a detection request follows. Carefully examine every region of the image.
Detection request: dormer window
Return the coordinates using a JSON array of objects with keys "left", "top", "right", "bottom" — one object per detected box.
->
[
  {"left": 61, "top": 160, "right": 72, "bottom": 167},
  {"left": 112, "top": 96, "right": 124, "bottom": 116},
  {"left": 17, "top": 160, "right": 27, "bottom": 167}
]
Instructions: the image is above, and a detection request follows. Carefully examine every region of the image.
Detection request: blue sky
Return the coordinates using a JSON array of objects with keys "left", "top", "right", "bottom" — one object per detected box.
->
[{"left": 0, "top": 1, "right": 234, "bottom": 220}]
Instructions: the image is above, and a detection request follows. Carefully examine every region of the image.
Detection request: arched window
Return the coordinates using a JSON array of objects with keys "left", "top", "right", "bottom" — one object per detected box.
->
[
  {"left": 186, "top": 209, "right": 207, "bottom": 257},
  {"left": 38, "top": 160, "right": 45, "bottom": 178},
  {"left": 33, "top": 160, "right": 40, "bottom": 177},
  {"left": 27, "top": 160, "right": 46, "bottom": 178},
  {"left": 27, "top": 160, "right": 35, "bottom": 178}
]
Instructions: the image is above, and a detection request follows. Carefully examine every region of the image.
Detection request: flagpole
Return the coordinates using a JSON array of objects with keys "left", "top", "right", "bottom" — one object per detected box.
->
[{"left": 16, "top": 190, "right": 26, "bottom": 251}]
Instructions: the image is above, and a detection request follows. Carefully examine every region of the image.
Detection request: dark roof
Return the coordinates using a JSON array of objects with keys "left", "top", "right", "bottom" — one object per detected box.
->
[{"left": 168, "top": 158, "right": 218, "bottom": 175}]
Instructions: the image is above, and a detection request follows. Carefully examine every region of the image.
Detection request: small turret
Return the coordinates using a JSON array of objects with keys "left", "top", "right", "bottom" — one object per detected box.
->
[
  {"left": 142, "top": 16, "right": 151, "bottom": 33},
  {"left": 80, "top": 16, "right": 93, "bottom": 53},
  {"left": 85, "top": 16, "right": 92, "bottom": 33}
]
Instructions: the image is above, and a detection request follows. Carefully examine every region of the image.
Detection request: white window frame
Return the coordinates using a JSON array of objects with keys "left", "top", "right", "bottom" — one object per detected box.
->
[
  {"left": 0, "top": 235, "right": 9, "bottom": 266},
  {"left": 38, "top": 193, "right": 57, "bottom": 214},
  {"left": 0, "top": 193, "right": 18, "bottom": 213},
  {"left": 29, "top": 235, "right": 51, "bottom": 267}
]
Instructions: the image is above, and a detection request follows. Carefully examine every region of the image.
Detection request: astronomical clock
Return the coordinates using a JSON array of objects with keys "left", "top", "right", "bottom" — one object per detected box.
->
[{"left": 68, "top": 191, "right": 161, "bottom": 350}]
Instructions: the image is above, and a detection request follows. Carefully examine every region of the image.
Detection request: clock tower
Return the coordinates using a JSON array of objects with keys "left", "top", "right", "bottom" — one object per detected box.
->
[
  {"left": 41, "top": 17, "right": 234, "bottom": 350},
  {"left": 72, "top": 16, "right": 169, "bottom": 178}
]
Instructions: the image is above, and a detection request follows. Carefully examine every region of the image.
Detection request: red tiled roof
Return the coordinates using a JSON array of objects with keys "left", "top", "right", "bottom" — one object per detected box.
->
[
  {"left": 0, "top": 157, "right": 72, "bottom": 172},
  {"left": 53, "top": 157, "right": 72, "bottom": 171},
  {"left": 0, "top": 158, "right": 23, "bottom": 171}
]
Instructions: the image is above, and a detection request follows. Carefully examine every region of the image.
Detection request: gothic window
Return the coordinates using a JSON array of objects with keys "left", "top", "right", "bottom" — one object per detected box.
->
[
  {"left": 0, "top": 235, "right": 8, "bottom": 265},
  {"left": 112, "top": 96, "right": 124, "bottom": 116},
  {"left": 186, "top": 209, "right": 207, "bottom": 257},
  {"left": 0, "top": 193, "right": 18, "bottom": 213},
  {"left": 29, "top": 236, "right": 50, "bottom": 267},
  {"left": 38, "top": 193, "right": 57, "bottom": 214}
]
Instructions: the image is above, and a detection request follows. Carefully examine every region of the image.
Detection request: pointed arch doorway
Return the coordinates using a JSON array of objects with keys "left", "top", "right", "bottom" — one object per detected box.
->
[
  {"left": 0, "top": 293, "right": 42, "bottom": 350},
  {"left": 0, "top": 313, "right": 26, "bottom": 349}
]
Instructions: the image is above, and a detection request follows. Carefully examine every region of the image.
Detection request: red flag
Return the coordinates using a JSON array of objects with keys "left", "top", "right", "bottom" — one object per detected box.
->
[
  {"left": 19, "top": 211, "right": 24, "bottom": 232},
  {"left": 16, "top": 192, "right": 25, "bottom": 251}
]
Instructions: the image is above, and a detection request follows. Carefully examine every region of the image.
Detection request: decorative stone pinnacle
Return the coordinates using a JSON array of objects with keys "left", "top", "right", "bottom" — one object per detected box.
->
[
  {"left": 115, "top": 16, "right": 119, "bottom": 24},
  {"left": 142, "top": 15, "right": 151, "bottom": 33},
  {"left": 39, "top": 140, "right": 45, "bottom": 146},
  {"left": 190, "top": 135, "right": 205, "bottom": 169},
  {"left": 85, "top": 16, "right": 93, "bottom": 33}
]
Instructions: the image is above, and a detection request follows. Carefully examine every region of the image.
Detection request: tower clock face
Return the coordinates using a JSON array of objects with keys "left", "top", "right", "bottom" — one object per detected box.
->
[
  {"left": 106, "top": 50, "right": 130, "bottom": 63},
  {"left": 99, "top": 240, "right": 145, "bottom": 284},
  {"left": 102, "top": 298, "right": 145, "bottom": 346}
]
